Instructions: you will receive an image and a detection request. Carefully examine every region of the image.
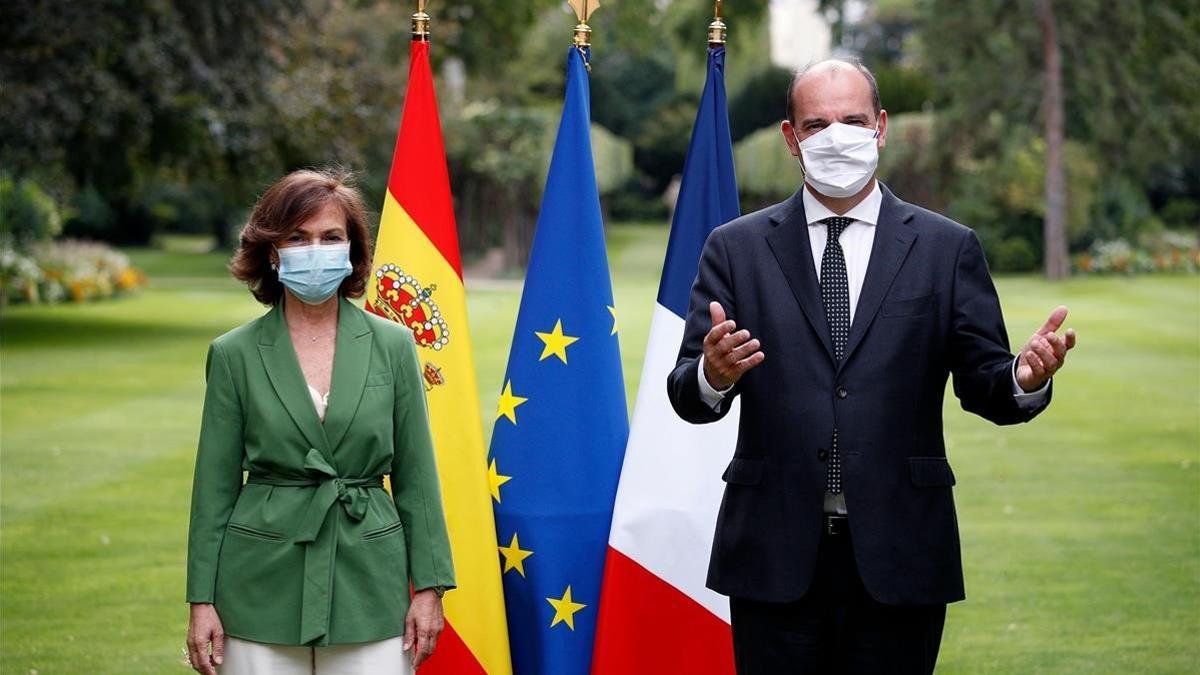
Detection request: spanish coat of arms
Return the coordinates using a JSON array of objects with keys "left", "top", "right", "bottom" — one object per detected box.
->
[{"left": 373, "top": 263, "right": 449, "bottom": 391}]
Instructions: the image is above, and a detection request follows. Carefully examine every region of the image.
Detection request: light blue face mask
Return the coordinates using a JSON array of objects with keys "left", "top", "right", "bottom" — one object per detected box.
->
[{"left": 275, "top": 243, "right": 353, "bottom": 305}]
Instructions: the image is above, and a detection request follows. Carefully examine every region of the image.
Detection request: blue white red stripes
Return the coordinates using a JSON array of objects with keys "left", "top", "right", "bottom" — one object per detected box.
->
[{"left": 593, "top": 47, "right": 741, "bottom": 674}]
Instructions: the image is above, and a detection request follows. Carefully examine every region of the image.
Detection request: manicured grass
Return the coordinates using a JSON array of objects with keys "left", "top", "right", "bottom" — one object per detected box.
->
[{"left": 2, "top": 226, "right": 1197, "bottom": 673}]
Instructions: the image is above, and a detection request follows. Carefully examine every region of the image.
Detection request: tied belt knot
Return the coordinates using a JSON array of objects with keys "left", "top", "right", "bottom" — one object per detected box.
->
[{"left": 245, "top": 447, "right": 385, "bottom": 644}]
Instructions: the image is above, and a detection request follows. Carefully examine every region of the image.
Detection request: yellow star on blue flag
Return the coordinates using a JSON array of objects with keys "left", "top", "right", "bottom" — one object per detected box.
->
[
  {"left": 535, "top": 319, "right": 580, "bottom": 363},
  {"left": 547, "top": 585, "right": 587, "bottom": 630}
]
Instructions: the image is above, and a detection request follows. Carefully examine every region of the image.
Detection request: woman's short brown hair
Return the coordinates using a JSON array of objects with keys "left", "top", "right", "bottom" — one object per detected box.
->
[{"left": 230, "top": 168, "right": 373, "bottom": 305}]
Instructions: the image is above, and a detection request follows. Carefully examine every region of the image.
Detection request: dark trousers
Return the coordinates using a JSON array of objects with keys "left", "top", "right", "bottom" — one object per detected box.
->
[{"left": 729, "top": 529, "right": 946, "bottom": 675}]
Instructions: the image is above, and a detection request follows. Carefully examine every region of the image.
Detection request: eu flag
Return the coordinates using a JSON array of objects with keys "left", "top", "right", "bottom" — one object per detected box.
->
[{"left": 488, "top": 46, "right": 628, "bottom": 675}]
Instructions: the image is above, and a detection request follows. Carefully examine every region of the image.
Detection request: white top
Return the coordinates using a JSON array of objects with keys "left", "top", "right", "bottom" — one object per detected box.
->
[{"left": 307, "top": 384, "right": 330, "bottom": 422}]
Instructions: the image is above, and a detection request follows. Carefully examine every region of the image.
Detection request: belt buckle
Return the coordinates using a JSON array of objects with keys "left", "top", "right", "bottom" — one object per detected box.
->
[{"left": 824, "top": 514, "right": 848, "bottom": 536}]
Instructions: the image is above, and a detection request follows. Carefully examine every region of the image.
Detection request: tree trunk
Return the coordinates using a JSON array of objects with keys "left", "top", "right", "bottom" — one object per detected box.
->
[
  {"left": 500, "top": 190, "right": 522, "bottom": 271},
  {"left": 1038, "top": 0, "right": 1068, "bottom": 280}
]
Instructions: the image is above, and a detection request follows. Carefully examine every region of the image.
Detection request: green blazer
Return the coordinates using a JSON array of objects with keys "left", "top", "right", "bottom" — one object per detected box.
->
[{"left": 186, "top": 297, "right": 455, "bottom": 646}]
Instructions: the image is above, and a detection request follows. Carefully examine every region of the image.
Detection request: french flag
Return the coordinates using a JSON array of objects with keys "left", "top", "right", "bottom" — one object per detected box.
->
[{"left": 592, "top": 46, "right": 740, "bottom": 673}]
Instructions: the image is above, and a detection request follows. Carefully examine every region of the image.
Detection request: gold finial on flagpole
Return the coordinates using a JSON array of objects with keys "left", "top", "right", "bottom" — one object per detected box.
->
[
  {"left": 568, "top": 0, "right": 600, "bottom": 48},
  {"left": 708, "top": 0, "right": 727, "bottom": 46},
  {"left": 412, "top": 0, "right": 430, "bottom": 41}
]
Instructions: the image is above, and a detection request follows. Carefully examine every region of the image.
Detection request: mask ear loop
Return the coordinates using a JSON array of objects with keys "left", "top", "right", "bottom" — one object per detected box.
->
[{"left": 790, "top": 128, "right": 807, "bottom": 179}]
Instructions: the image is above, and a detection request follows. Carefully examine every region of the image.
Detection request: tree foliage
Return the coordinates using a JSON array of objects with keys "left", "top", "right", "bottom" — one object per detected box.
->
[
  {"left": 6, "top": 0, "right": 1192, "bottom": 272},
  {"left": 921, "top": 0, "right": 1200, "bottom": 187},
  {"left": 911, "top": 0, "right": 1200, "bottom": 269},
  {"left": 0, "top": 1, "right": 310, "bottom": 243}
]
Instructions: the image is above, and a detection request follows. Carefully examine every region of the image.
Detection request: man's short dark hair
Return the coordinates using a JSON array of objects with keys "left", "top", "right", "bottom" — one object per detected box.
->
[{"left": 785, "top": 57, "right": 882, "bottom": 123}]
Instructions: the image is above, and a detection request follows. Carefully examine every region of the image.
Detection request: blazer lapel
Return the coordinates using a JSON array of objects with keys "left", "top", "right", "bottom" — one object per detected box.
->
[
  {"left": 765, "top": 190, "right": 836, "bottom": 364},
  {"left": 322, "top": 297, "right": 373, "bottom": 453},
  {"left": 257, "top": 303, "right": 332, "bottom": 457},
  {"left": 840, "top": 185, "right": 918, "bottom": 369}
]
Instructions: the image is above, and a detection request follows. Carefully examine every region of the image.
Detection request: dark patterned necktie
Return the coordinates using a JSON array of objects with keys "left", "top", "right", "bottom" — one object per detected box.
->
[{"left": 819, "top": 216, "right": 852, "bottom": 494}]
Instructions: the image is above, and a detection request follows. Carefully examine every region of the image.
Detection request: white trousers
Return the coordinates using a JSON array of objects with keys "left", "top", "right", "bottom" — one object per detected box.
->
[{"left": 219, "top": 636, "right": 413, "bottom": 675}]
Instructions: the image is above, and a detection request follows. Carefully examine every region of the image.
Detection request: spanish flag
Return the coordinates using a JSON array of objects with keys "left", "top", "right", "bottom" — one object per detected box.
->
[{"left": 366, "top": 37, "right": 512, "bottom": 675}]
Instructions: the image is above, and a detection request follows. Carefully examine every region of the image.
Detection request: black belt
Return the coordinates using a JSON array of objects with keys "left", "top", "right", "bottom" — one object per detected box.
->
[{"left": 823, "top": 514, "right": 850, "bottom": 536}]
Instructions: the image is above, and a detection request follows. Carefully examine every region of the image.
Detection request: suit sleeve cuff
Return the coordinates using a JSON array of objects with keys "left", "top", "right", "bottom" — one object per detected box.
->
[
  {"left": 697, "top": 355, "right": 733, "bottom": 410},
  {"left": 1012, "top": 356, "right": 1050, "bottom": 410}
]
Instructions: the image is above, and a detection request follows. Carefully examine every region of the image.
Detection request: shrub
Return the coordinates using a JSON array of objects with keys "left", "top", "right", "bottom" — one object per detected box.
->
[
  {"left": 877, "top": 112, "right": 944, "bottom": 211},
  {"left": 64, "top": 186, "right": 119, "bottom": 242},
  {"left": 604, "top": 176, "right": 669, "bottom": 222},
  {"left": 0, "top": 245, "right": 45, "bottom": 304},
  {"left": 992, "top": 237, "right": 1038, "bottom": 273},
  {"left": 727, "top": 65, "right": 793, "bottom": 143},
  {"left": 1089, "top": 175, "right": 1163, "bottom": 245},
  {"left": 0, "top": 176, "right": 63, "bottom": 249},
  {"left": 1158, "top": 198, "right": 1199, "bottom": 229},
  {"left": 591, "top": 123, "right": 636, "bottom": 196},
  {"left": 733, "top": 124, "right": 797, "bottom": 204}
]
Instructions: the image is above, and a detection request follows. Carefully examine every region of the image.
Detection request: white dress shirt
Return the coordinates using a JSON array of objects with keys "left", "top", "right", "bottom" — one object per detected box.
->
[{"left": 696, "top": 183, "right": 1049, "bottom": 509}]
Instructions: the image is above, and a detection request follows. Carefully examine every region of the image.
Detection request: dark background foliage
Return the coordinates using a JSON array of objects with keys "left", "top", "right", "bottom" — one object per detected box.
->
[{"left": 1, "top": 0, "right": 1196, "bottom": 273}]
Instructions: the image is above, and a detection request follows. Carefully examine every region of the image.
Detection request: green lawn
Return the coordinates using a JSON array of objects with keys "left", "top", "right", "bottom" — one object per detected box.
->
[{"left": 2, "top": 226, "right": 1198, "bottom": 673}]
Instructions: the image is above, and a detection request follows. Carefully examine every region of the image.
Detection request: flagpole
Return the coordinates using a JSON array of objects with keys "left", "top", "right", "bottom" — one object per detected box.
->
[
  {"left": 412, "top": 0, "right": 430, "bottom": 41},
  {"left": 708, "top": 0, "right": 727, "bottom": 47}
]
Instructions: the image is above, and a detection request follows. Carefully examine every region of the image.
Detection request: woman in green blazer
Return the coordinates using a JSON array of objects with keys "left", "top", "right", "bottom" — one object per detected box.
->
[{"left": 185, "top": 169, "right": 455, "bottom": 674}]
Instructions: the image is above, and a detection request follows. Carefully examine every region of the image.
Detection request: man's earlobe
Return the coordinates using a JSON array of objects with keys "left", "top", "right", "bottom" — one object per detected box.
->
[{"left": 780, "top": 120, "right": 799, "bottom": 156}]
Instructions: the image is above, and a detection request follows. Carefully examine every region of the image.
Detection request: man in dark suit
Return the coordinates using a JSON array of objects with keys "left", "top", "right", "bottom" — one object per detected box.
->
[{"left": 667, "top": 58, "right": 1077, "bottom": 674}]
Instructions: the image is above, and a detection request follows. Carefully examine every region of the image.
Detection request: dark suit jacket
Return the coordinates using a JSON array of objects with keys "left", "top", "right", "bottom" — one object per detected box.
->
[{"left": 667, "top": 185, "right": 1050, "bottom": 606}]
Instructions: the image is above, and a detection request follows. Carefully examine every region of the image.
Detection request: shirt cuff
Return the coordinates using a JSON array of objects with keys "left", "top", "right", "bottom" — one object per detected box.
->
[
  {"left": 697, "top": 355, "right": 733, "bottom": 410},
  {"left": 1012, "top": 356, "right": 1050, "bottom": 410}
]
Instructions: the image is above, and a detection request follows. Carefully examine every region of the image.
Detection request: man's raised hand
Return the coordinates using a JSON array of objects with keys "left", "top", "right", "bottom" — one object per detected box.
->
[
  {"left": 1016, "top": 305, "right": 1077, "bottom": 392},
  {"left": 702, "top": 301, "right": 765, "bottom": 391}
]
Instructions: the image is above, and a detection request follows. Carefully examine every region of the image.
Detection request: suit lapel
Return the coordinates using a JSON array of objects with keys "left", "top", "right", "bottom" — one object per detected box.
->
[
  {"left": 322, "top": 297, "right": 373, "bottom": 453},
  {"left": 840, "top": 186, "right": 917, "bottom": 369},
  {"left": 765, "top": 190, "right": 836, "bottom": 364},
  {"left": 257, "top": 303, "right": 331, "bottom": 457}
]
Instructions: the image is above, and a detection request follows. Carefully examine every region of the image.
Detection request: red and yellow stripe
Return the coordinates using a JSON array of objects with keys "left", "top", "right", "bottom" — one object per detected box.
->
[{"left": 367, "top": 39, "right": 512, "bottom": 675}]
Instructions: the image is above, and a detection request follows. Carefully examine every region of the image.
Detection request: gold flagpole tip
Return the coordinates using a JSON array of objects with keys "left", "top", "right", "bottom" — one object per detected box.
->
[
  {"left": 573, "top": 22, "right": 593, "bottom": 48},
  {"left": 568, "top": 0, "right": 600, "bottom": 23},
  {"left": 412, "top": 0, "right": 430, "bottom": 41},
  {"left": 569, "top": 0, "right": 600, "bottom": 48},
  {"left": 708, "top": 0, "right": 727, "bottom": 46}
]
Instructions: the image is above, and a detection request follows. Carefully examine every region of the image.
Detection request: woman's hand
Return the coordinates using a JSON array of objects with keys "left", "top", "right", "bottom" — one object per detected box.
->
[
  {"left": 187, "top": 603, "right": 225, "bottom": 674},
  {"left": 404, "top": 589, "right": 445, "bottom": 668}
]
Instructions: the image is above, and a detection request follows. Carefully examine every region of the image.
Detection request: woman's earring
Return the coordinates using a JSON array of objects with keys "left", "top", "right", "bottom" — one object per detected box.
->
[{"left": 270, "top": 261, "right": 278, "bottom": 271}]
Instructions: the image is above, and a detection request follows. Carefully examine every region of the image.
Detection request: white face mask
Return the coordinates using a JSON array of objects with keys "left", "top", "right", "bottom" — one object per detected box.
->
[
  {"left": 792, "top": 122, "right": 880, "bottom": 198},
  {"left": 274, "top": 242, "right": 352, "bottom": 305}
]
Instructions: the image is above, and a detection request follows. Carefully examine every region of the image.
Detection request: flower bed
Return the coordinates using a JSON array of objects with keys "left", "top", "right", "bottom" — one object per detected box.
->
[
  {"left": 1, "top": 239, "right": 147, "bottom": 305},
  {"left": 1074, "top": 231, "right": 1200, "bottom": 275}
]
